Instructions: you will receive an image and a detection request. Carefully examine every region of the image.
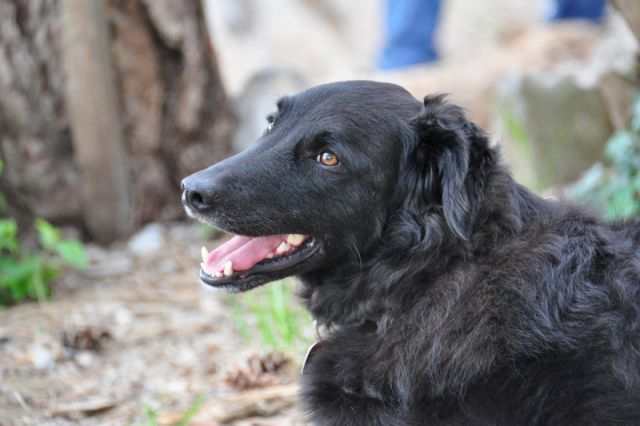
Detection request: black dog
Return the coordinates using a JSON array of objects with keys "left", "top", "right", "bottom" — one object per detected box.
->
[{"left": 182, "top": 81, "right": 640, "bottom": 425}]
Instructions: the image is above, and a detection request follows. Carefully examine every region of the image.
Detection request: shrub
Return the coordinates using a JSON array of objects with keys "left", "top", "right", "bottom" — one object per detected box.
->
[
  {"left": 0, "top": 158, "right": 87, "bottom": 305},
  {"left": 570, "top": 95, "right": 640, "bottom": 219}
]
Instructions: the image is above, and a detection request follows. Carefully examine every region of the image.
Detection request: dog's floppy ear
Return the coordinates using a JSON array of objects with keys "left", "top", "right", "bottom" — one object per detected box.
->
[{"left": 408, "top": 94, "right": 493, "bottom": 240}]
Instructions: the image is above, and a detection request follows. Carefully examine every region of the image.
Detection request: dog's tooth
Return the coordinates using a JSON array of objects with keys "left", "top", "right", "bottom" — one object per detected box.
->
[
  {"left": 275, "top": 242, "right": 290, "bottom": 254},
  {"left": 214, "top": 271, "right": 223, "bottom": 277},
  {"left": 200, "top": 262, "right": 211, "bottom": 275},
  {"left": 286, "top": 234, "right": 306, "bottom": 246},
  {"left": 223, "top": 260, "right": 234, "bottom": 277},
  {"left": 201, "top": 246, "right": 208, "bottom": 262},
  {"left": 266, "top": 253, "right": 274, "bottom": 259}
]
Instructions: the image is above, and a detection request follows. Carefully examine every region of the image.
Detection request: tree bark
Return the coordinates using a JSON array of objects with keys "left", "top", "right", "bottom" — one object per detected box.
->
[
  {"left": 0, "top": 0, "right": 234, "bottom": 242},
  {"left": 61, "top": 0, "right": 132, "bottom": 243}
]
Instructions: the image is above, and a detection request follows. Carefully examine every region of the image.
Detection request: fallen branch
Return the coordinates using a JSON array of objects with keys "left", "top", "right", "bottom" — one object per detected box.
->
[
  {"left": 48, "top": 396, "right": 119, "bottom": 418},
  {"left": 157, "top": 383, "right": 299, "bottom": 425}
]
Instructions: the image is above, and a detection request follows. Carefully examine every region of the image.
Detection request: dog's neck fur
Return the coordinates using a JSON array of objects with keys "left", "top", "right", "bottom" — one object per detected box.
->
[
  {"left": 299, "top": 153, "right": 540, "bottom": 327},
  {"left": 298, "top": 158, "right": 563, "bottom": 402}
]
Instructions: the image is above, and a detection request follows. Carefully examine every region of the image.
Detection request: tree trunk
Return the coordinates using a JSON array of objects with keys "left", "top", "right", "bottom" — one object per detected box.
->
[
  {"left": 61, "top": 0, "right": 132, "bottom": 244},
  {"left": 0, "top": 0, "right": 234, "bottom": 242}
]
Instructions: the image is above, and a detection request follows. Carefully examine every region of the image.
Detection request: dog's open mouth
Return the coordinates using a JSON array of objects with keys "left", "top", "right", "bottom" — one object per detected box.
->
[{"left": 199, "top": 233, "right": 321, "bottom": 291}]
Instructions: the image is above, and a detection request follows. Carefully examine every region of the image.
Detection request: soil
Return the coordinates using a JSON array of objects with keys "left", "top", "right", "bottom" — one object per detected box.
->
[{"left": 0, "top": 223, "right": 309, "bottom": 426}]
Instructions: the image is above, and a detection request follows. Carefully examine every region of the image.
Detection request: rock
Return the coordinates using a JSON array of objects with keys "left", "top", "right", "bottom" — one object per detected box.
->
[
  {"left": 232, "top": 69, "right": 306, "bottom": 152},
  {"left": 495, "top": 67, "right": 613, "bottom": 191},
  {"left": 84, "top": 245, "right": 134, "bottom": 277},
  {"left": 204, "top": 0, "right": 376, "bottom": 94},
  {"left": 597, "top": 10, "right": 640, "bottom": 131},
  {"left": 84, "top": 255, "right": 133, "bottom": 278},
  {"left": 586, "top": 10, "right": 638, "bottom": 79},
  {"left": 75, "top": 351, "right": 95, "bottom": 367},
  {"left": 30, "top": 344, "right": 55, "bottom": 370},
  {"left": 127, "top": 223, "right": 165, "bottom": 256},
  {"left": 494, "top": 11, "right": 637, "bottom": 191}
]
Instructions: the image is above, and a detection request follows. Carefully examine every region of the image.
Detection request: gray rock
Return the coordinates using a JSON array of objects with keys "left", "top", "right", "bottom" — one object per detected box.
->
[
  {"left": 127, "top": 223, "right": 165, "bottom": 256},
  {"left": 30, "top": 344, "right": 55, "bottom": 370},
  {"left": 495, "top": 68, "right": 613, "bottom": 191},
  {"left": 231, "top": 69, "right": 306, "bottom": 152},
  {"left": 75, "top": 351, "right": 95, "bottom": 367},
  {"left": 494, "top": 12, "right": 636, "bottom": 191}
]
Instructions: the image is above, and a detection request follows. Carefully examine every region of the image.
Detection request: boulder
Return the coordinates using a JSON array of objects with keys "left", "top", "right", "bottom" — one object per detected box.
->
[
  {"left": 494, "top": 13, "right": 638, "bottom": 190},
  {"left": 496, "top": 69, "right": 613, "bottom": 190},
  {"left": 232, "top": 69, "right": 306, "bottom": 153}
]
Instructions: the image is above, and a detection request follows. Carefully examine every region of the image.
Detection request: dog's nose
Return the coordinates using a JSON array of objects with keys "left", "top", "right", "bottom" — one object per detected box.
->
[
  {"left": 182, "top": 188, "right": 211, "bottom": 212},
  {"left": 181, "top": 176, "right": 217, "bottom": 212}
]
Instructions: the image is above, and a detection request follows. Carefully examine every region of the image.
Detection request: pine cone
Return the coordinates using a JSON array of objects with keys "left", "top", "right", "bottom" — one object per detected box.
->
[
  {"left": 61, "top": 326, "right": 112, "bottom": 351},
  {"left": 224, "top": 352, "right": 292, "bottom": 390}
]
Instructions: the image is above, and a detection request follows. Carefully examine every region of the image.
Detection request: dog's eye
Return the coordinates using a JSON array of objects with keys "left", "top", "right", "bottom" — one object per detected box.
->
[
  {"left": 317, "top": 151, "right": 339, "bottom": 166},
  {"left": 265, "top": 115, "right": 276, "bottom": 133}
]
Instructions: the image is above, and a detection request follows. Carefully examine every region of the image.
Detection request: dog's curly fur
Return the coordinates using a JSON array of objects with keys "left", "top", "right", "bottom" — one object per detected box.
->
[{"left": 184, "top": 81, "right": 640, "bottom": 425}]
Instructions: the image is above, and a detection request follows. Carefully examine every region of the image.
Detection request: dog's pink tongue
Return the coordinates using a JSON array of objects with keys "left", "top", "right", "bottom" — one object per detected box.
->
[{"left": 205, "top": 235, "right": 285, "bottom": 272}]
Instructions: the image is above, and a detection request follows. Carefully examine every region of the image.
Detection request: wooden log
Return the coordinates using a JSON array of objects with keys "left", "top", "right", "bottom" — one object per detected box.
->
[{"left": 60, "top": 0, "right": 132, "bottom": 243}]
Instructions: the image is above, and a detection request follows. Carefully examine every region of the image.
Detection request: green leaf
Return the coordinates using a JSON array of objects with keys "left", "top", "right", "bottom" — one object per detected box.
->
[
  {"left": 0, "top": 255, "right": 39, "bottom": 302},
  {"left": 0, "top": 254, "right": 38, "bottom": 283},
  {"left": 0, "top": 257, "right": 26, "bottom": 289},
  {"left": 568, "top": 163, "right": 605, "bottom": 202},
  {"left": 143, "top": 404, "right": 158, "bottom": 426},
  {"left": 175, "top": 394, "right": 205, "bottom": 426},
  {"left": 35, "top": 219, "right": 61, "bottom": 251},
  {"left": 0, "top": 219, "right": 19, "bottom": 253},
  {"left": 54, "top": 240, "right": 87, "bottom": 268},
  {"left": 0, "top": 253, "right": 56, "bottom": 305},
  {"left": 604, "top": 183, "right": 637, "bottom": 220},
  {"left": 605, "top": 132, "right": 634, "bottom": 166}
]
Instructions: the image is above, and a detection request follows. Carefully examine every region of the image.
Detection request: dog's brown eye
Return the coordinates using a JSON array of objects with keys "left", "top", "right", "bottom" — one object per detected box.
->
[{"left": 317, "top": 151, "right": 339, "bottom": 166}]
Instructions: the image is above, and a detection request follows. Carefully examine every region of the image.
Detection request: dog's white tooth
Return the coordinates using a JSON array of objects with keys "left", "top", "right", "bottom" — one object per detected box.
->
[
  {"left": 214, "top": 271, "right": 223, "bottom": 277},
  {"left": 223, "top": 260, "right": 234, "bottom": 277},
  {"left": 286, "top": 234, "right": 306, "bottom": 246},
  {"left": 201, "top": 246, "right": 208, "bottom": 262},
  {"left": 201, "top": 262, "right": 211, "bottom": 275},
  {"left": 275, "top": 242, "right": 290, "bottom": 254},
  {"left": 266, "top": 253, "right": 274, "bottom": 259}
]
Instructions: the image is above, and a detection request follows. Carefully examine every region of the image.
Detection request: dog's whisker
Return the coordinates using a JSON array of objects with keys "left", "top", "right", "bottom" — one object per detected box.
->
[{"left": 349, "top": 240, "right": 363, "bottom": 275}]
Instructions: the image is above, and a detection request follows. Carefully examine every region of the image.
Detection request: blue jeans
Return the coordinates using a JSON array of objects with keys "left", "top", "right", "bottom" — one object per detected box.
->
[
  {"left": 379, "top": 0, "right": 441, "bottom": 70},
  {"left": 548, "top": 0, "right": 606, "bottom": 22},
  {"left": 378, "top": 0, "right": 606, "bottom": 70}
]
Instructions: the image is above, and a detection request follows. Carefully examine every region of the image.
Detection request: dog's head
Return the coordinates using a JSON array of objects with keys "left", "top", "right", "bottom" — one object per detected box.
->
[{"left": 182, "top": 81, "right": 494, "bottom": 291}]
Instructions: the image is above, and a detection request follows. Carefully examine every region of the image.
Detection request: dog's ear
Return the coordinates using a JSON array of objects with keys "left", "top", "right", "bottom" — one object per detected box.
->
[{"left": 408, "top": 94, "right": 493, "bottom": 240}]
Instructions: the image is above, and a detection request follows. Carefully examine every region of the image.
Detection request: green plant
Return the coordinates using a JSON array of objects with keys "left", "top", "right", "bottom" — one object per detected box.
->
[
  {"left": 229, "top": 278, "right": 313, "bottom": 352},
  {"left": 142, "top": 403, "right": 158, "bottom": 426},
  {"left": 0, "top": 157, "right": 87, "bottom": 305},
  {"left": 174, "top": 394, "right": 205, "bottom": 426},
  {"left": 135, "top": 394, "right": 205, "bottom": 426},
  {"left": 570, "top": 95, "right": 640, "bottom": 219}
]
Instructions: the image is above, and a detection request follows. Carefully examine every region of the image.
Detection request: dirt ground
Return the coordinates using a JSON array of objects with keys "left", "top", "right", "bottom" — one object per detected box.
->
[{"left": 0, "top": 224, "right": 311, "bottom": 426}]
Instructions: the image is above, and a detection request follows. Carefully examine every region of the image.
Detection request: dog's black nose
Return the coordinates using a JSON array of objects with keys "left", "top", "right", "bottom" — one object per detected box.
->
[{"left": 181, "top": 176, "right": 217, "bottom": 212}]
